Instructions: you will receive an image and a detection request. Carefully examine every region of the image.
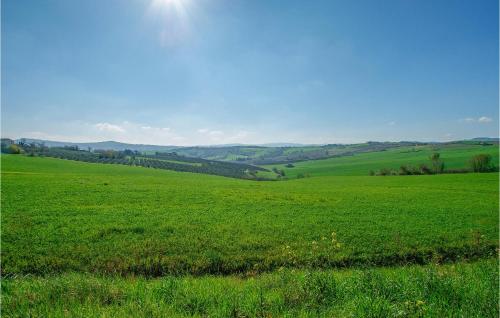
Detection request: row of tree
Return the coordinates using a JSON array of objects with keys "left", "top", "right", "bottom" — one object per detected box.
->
[
  {"left": 0, "top": 139, "right": 271, "bottom": 180},
  {"left": 370, "top": 153, "right": 497, "bottom": 176}
]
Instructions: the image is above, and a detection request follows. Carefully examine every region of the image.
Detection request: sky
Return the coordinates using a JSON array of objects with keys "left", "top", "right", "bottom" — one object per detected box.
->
[{"left": 2, "top": 0, "right": 498, "bottom": 146}]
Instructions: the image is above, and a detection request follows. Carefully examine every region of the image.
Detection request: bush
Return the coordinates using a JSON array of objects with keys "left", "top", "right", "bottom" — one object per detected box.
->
[
  {"left": 419, "top": 164, "right": 433, "bottom": 175},
  {"left": 285, "top": 163, "right": 295, "bottom": 168},
  {"left": 430, "top": 153, "right": 445, "bottom": 173},
  {"left": 398, "top": 165, "right": 411, "bottom": 175},
  {"left": 377, "top": 168, "right": 393, "bottom": 176},
  {"left": 469, "top": 154, "right": 493, "bottom": 172},
  {"left": 6, "top": 144, "right": 21, "bottom": 154}
]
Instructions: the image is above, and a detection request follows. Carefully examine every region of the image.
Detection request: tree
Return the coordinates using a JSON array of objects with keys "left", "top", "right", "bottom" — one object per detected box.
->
[
  {"left": 430, "top": 152, "right": 444, "bottom": 174},
  {"left": 469, "top": 154, "right": 492, "bottom": 172},
  {"left": 7, "top": 144, "right": 21, "bottom": 154}
]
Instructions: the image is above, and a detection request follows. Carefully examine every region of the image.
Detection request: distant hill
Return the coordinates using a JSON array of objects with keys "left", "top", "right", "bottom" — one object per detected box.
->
[
  {"left": 16, "top": 138, "right": 180, "bottom": 152},
  {"left": 12, "top": 137, "right": 498, "bottom": 165},
  {"left": 471, "top": 137, "right": 499, "bottom": 142},
  {"left": 258, "top": 142, "right": 312, "bottom": 147}
]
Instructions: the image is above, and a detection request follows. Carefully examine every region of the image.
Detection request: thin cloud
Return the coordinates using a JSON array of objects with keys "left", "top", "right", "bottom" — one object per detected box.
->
[
  {"left": 460, "top": 116, "right": 493, "bottom": 124},
  {"left": 92, "top": 121, "right": 183, "bottom": 144},
  {"left": 478, "top": 116, "right": 492, "bottom": 123},
  {"left": 94, "top": 122, "right": 126, "bottom": 133}
]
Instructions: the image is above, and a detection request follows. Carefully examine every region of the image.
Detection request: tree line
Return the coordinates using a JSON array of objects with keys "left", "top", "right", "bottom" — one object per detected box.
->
[
  {"left": 370, "top": 152, "right": 497, "bottom": 176},
  {"left": 0, "top": 139, "right": 271, "bottom": 180}
]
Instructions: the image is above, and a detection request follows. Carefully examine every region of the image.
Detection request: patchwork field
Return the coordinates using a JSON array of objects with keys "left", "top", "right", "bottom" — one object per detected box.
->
[{"left": 2, "top": 151, "right": 499, "bottom": 317}]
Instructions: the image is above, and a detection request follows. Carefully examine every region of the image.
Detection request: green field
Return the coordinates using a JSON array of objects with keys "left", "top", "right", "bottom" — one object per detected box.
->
[
  {"left": 265, "top": 143, "right": 499, "bottom": 178},
  {"left": 2, "top": 152, "right": 499, "bottom": 316}
]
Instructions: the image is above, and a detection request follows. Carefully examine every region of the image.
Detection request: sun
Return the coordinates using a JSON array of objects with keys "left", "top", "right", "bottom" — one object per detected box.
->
[{"left": 151, "top": 0, "right": 188, "bottom": 12}]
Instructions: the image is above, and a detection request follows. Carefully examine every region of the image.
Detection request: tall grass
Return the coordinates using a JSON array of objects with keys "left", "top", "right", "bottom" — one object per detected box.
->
[{"left": 2, "top": 260, "right": 497, "bottom": 317}]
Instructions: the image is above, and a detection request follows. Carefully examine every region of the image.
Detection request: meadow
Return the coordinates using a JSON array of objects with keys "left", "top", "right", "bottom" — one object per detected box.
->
[
  {"left": 1, "top": 148, "right": 499, "bottom": 316},
  {"left": 265, "top": 143, "right": 499, "bottom": 178}
]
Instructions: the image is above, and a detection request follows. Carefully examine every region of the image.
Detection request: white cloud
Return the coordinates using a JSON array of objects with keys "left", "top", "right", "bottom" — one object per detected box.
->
[
  {"left": 461, "top": 116, "right": 493, "bottom": 124},
  {"left": 208, "top": 130, "right": 223, "bottom": 137},
  {"left": 90, "top": 121, "right": 184, "bottom": 144},
  {"left": 388, "top": 121, "right": 396, "bottom": 126},
  {"left": 478, "top": 116, "right": 492, "bottom": 123},
  {"left": 94, "top": 122, "right": 126, "bottom": 133}
]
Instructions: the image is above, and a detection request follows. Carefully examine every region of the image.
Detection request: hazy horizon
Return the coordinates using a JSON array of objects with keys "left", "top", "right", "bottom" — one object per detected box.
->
[
  {"left": 3, "top": 135, "right": 499, "bottom": 148},
  {"left": 2, "top": 0, "right": 499, "bottom": 145}
]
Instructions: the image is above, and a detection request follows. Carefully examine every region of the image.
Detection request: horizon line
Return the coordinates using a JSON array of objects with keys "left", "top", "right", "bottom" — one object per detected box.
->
[{"left": 2, "top": 136, "right": 498, "bottom": 148}]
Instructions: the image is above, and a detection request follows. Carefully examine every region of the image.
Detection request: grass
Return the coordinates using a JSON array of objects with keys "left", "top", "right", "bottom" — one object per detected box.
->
[
  {"left": 2, "top": 152, "right": 498, "bottom": 317},
  {"left": 266, "top": 143, "right": 499, "bottom": 178},
  {"left": 2, "top": 155, "right": 498, "bottom": 276},
  {"left": 2, "top": 260, "right": 497, "bottom": 317}
]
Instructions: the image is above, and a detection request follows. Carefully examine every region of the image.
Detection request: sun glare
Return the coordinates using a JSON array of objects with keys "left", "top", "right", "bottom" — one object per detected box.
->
[
  {"left": 148, "top": 0, "right": 192, "bottom": 46},
  {"left": 151, "top": 0, "right": 188, "bottom": 14}
]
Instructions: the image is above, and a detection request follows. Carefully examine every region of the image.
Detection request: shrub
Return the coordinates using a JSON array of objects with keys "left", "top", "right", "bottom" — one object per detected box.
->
[
  {"left": 6, "top": 144, "right": 21, "bottom": 154},
  {"left": 419, "top": 164, "right": 433, "bottom": 175},
  {"left": 430, "top": 153, "right": 445, "bottom": 173},
  {"left": 409, "top": 166, "right": 422, "bottom": 175},
  {"left": 469, "top": 154, "right": 493, "bottom": 172},
  {"left": 377, "top": 168, "right": 392, "bottom": 176},
  {"left": 399, "top": 165, "right": 411, "bottom": 175}
]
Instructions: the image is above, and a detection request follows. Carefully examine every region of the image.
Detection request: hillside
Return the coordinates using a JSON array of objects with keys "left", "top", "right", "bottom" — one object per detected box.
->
[
  {"left": 2, "top": 155, "right": 497, "bottom": 276},
  {"left": 12, "top": 138, "right": 499, "bottom": 165},
  {"left": 263, "top": 142, "right": 499, "bottom": 178},
  {"left": 21, "top": 146, "right": 270, "bottom": 180},
  {"left": 2, "top": 154, "right": 498, "bottom": 316}
]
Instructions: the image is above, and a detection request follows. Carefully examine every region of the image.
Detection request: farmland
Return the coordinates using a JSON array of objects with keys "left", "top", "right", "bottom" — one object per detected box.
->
[
  {"left": 1, "top": 147, "right": 499, "bottom": 316},
  {"left": 264, "top": 143, "right": 499, "bottom": 178}
]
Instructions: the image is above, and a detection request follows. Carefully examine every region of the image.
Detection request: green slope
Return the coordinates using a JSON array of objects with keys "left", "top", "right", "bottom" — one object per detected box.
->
[
  {"left": 265, "top": 143, "right": 499, "bottom": 178},
  {"left": 2, "top": 155, "right": 498, "bottom": 276}
]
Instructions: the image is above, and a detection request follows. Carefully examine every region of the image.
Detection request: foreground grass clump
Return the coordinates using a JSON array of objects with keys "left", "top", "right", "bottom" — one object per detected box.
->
[
  {"left": 2, "top": 155, "right": 498, "bottom": 276},
  {"left": 2, "top": 260, "right": 497, "bottom": 318}
]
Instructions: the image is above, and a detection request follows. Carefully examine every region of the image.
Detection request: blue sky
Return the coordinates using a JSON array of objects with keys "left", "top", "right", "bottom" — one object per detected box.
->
[{"left": 2, "top": 0, "right": 498, "bottom": 145}]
